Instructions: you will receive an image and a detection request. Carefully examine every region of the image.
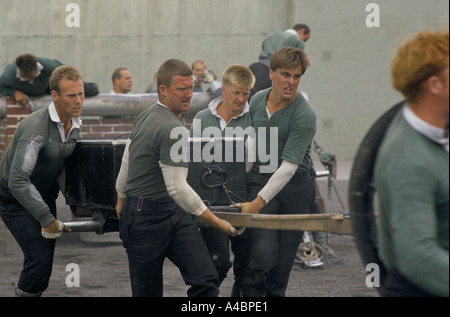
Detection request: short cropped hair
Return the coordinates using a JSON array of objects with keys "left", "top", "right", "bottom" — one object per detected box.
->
[
  {"left": 16, "top": 54, "right": 38, "bottom": 74},
  {"left": 222, "top": 65, "right": 256, "bottom": 90},
  {"left": 157, "top": 59, "right": 193, "bottom": 96},
  {"left": 391, "top": 30, "right": 449, "bottom": 102},
  {"left": 293, "top": 24, "right": 311, "bottom": 35},
  {"left": 112, "top": 68, "right": 127, "bottom": 84},
  {"left": 270, "top": 47, "right": 311, "bottom": 75},
  {"left": 49, "top": 66, "right": 83, "bottom": 95}
]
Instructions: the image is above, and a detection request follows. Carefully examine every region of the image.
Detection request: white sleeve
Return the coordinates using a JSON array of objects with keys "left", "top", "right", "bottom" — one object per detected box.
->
[
  {"left": 257, "top": 160, "right": 299, "bottom": 204},
  {"left": 245, "top": 135, "right": 255, "bottom": 173},
  {"left": 115, "top": 139, "right": 131, "bottom": 199},
  {"left": 160, "top": 163, "right": 207, "bottom": 216}
]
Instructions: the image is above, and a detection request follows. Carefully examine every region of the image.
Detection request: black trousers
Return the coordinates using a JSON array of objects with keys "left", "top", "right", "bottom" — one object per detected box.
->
[
  {"left": 119, "top": 198, "right": 219, "bottom": 297},
  {"left": 0, "top": 178, "right": 59, "bottom": 296},
  {"left": 243, "top": 170, "right": 315, "bottom": 297},
  {"left": 200, "top": 226, "right": 249, "bottom": 289}
]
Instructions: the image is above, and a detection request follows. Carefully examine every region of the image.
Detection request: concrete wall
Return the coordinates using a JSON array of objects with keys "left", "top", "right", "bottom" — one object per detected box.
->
[
  {"left": 289, "top": 0, "right": 449, "bottom": 158},
  {"left": 0, "top": 0, "right": 448, "bottom": 159}
]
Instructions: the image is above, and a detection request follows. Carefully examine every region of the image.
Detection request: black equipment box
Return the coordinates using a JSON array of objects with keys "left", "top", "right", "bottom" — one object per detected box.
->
[
  {"left": 64, "top": 139, "right": 126, "bottom": 218},
  {"left": 187, "top": 138, "right": 247, "bottom": 206},
  {"left": 64, "top": 138, "right": 247, "bottom": 218}
]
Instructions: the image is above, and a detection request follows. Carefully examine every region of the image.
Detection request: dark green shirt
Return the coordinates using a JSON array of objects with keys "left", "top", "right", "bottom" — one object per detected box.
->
[
  {"left": 249, "top": 88, "right": 316, "bottom": 174},
  {"left": 0, "top": 57, "right": 63, "bottom": 97},
  {"left": 190, "top": 95, "right": 252, "bottom": 139},
  {"left": 375, "top": 106, "right": 449, "bottom": 296}
]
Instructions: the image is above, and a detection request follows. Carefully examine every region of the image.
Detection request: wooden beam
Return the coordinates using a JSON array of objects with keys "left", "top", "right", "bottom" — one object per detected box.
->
[{"left": 197, "top": 212, "right": 353, "bottom": 235}]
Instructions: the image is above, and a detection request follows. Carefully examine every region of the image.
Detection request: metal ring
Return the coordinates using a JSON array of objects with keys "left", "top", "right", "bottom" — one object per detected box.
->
[
  {"left": 236, "top": 203, "right": 241, "bottom": 208},
  {"left": 137, "top": 197, "right": 144, "bottom": 211}
]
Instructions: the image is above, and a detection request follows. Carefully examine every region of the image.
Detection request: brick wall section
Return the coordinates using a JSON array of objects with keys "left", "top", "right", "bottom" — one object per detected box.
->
[
  {"left": 6, "top": 97, "right": 31, "bottom": 132},
  {"left": 1, "top": 106, "right": 195, "bottom": 159},
  {"left": 0, "top": 119, "right": 6, "bottom": 155},
  {"left": 0, "top": 115, "right": 136, "bottom": 158},
  {"left": 0, "top": 97, "right": 32, "bottom": 255},
  {"left": 6, "top": 99, "right": 31, "bottom": 137},
  {"left": 80, "top": 117, "right": 135, "bottom": 140},
  {"left": 0, "top": 97, "right": 31, "bottom": 157}
]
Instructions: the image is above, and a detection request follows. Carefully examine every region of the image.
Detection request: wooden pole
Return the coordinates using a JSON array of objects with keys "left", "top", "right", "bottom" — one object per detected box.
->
[{"left": 198, "top": 212, "right": 353, "bottom": 235}]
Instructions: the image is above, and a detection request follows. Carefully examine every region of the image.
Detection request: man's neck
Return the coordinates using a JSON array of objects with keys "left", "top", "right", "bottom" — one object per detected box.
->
[
  {"left": 158, "top": 99, "right": 182, "bottom": 119},
  {"left": 217, "top": 102, "right": 241, "bottom": 123},
  {"left": 267, "top": 90, "right": 297, "bottom": 115},
  {"left": 408, "top": 98, "right": 448, "bottom": 130}
]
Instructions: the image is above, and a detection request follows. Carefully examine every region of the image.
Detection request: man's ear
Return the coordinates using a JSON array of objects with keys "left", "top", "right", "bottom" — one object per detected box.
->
[
  {"left": 425, "top": 76, "right": 443, "bottom": 95},
  {"left": 51, "top": 90, "right": 59, "bottom": 101}
]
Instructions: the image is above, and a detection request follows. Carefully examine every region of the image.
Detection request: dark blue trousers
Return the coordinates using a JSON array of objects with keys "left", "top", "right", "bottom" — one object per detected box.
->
[
  {"left": 0, "top": 178, "right": 58, "bottom": 296},
  {"left": 200, "top": 226, "right": 249, "bottom": 290},
  {"left": 243, "top": 170, "right": 315, "bottom": 297},
  {"left": 119, "top": 198, "right": 219, "bottom": 297}
]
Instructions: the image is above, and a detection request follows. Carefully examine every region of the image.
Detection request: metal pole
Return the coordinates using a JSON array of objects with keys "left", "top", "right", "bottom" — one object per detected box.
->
[
  {"left": 0, "top": 92, "right": 213, "bottom": 119},
  {"left": 63, "top": 219, "right": 100, "bottom": 233}
]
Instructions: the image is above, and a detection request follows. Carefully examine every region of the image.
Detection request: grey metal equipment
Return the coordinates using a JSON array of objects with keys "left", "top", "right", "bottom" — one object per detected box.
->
[
  {"left": 0, "top": 92, "right": 213, "bottom": 119},
  {"left": 313, "top": 140, "right": 347, "bottom": 212}
]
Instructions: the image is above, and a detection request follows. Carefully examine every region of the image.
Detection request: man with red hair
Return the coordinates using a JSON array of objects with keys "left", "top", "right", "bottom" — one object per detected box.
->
[{"left": 375, "top": 30, "right": 449, "bottom": 297}]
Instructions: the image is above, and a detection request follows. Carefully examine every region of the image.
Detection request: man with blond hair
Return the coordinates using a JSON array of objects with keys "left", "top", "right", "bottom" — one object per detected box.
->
[
  {"left": 375, "top": 30, "right": 449, "bottom": 296},
  {"left": 190, "top": 64, "right": 255, "bottom": 296}
]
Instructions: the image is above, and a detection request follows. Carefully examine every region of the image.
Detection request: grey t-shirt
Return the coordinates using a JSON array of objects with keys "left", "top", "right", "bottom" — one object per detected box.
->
[{"left": 125, "top": 103, "right": 188, "bottom": 200}]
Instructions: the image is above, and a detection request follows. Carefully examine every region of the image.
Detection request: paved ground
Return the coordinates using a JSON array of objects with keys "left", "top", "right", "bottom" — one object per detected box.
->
[{"left": 0, "top": 160, "right": 380, "bottom": 297}]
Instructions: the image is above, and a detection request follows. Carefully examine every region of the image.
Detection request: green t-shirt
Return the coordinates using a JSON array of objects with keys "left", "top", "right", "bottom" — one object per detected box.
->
[
  {"left": 125, "top": 103, "right": 188, "bottom": 200},
  {"left": 249, "top": 88, "right": 316, "bottom": 174},
  {"left": 0, "top": 57, "right": 63, "bottom": 97}
]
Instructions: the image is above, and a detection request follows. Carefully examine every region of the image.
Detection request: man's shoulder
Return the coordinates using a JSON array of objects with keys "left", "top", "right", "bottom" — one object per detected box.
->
[
  {"left": 0, "top": 62, "right": 18, "bottom": 80},
  {"left": 147, "top": 105, "right": 185, "bottom": 133},
  {"left": 37, "top": 57, "right": 63, "bottom": 67},
  {"left": 250, "top": 88, "right": 270, "bottom": 106},
  {"left": 377, "top": 111, "right": 437, "bottom": 170},
  {"left": 194, "top": 107, "right": 213, "bottom": 119},
  {"left": 15, "top": 108, "right": 51, "bottom": 137},
  {"left": 265, "top": 30, "right": 289, "bottom": 40},
  {"left": 295, "top": 93, "right": 316, "bottom": 115}
]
